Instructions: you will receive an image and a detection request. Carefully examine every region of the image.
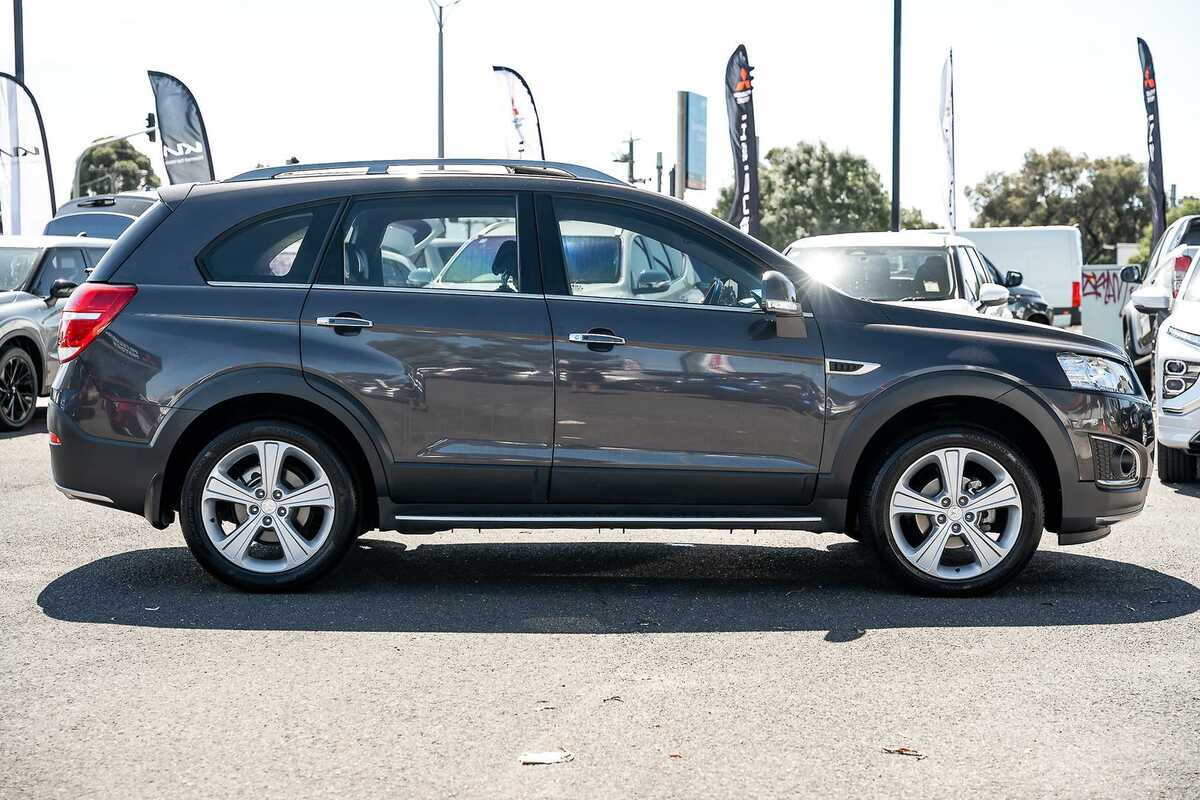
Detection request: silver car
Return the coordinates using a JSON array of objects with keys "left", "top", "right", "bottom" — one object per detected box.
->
[{"left": 0, "top": 235, "right": 114, "bottom": 430}]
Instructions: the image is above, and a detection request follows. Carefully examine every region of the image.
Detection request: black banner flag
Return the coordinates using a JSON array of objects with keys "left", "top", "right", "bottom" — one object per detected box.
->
[
  {"left": 147, "top": 71, "right": 215, "bottom": 183},
  {"left": 1137, "top": 38, "right": 1166, "bottom": 250},
  {"left": 724, "top": 45, "right": 759, "bottom": 239}
]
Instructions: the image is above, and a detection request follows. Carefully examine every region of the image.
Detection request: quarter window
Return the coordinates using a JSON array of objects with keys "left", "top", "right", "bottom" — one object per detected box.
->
[
  {"left": 200, "top": 203, "right": 338, "bottom": 284},
  {"left": 317, "top": 195, "right": 520, "bottom": 292}
]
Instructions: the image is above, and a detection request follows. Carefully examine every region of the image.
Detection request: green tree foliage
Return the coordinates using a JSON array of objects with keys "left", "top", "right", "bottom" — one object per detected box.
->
[
  {"left": 1131, "top": 196, "right": 1200, "bottom": 265},
  {"left": 713, "top": 141, "right": 939, "bottom": 250},
  {"left": 966, "top": 148, "right": 1147, "bottom": 264},
  {"left": 76, "top": 138, "right": 161, "bottom": 197}
]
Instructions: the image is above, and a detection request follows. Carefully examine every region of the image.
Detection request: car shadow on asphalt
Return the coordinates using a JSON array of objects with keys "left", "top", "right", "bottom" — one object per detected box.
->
[
  {"left": 37, "top": 538, "right": 1200, "bottom": 636},
  {"left": 0, "top": 407, "right": 46, "bottom": 440}
]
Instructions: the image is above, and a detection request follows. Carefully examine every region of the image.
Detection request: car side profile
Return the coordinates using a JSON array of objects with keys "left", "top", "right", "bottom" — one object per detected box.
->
[
  {"left": 1122, "top": 214, "right": 1200, "bottom": 363},
  {"left": 0, "top": 235, "right": 114, "bottom": 430},
  {"left": 783, "top": 231, "right": 1017, "bottom": 319},
  {"left": 49, "top": 159, "right": 1152, "bottom": 595}
]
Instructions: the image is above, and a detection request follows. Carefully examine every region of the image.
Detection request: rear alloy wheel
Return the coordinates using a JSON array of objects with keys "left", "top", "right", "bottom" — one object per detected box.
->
[
  {"left": 1157, "top": 442, "right": 1199, "bottom": 483},
  {"left": 180, "top": 421, "right": 359, "bottom": 590},
  {"left": 0, "top": 346, "right": 38, "bottom": 431},
  {"left": 861, "top": 429, "right": 1044, "bottom": 595}
]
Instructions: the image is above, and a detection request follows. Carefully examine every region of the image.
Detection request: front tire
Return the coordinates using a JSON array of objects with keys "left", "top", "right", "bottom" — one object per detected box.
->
[
  {"left": 1157, "top": 442, "right": 1198, "bottom": 483},
  {"left": 0, "top": 346, "right": 38, "bottom": 431},
  {"left": 180, "top": 421, "right": 359, "bottom": 591},
  {"left": 860, "top": 428, "right": 1044, "bottom": 596}
]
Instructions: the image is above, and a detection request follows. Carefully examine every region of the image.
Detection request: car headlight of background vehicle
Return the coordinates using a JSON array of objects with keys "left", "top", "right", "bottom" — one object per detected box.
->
[
  {"left": 1057, "top": 354, "right": 1136, "bottom": 395},
  {"left": 1163, "top": 327, "right": 1200, "bottom": 398}
]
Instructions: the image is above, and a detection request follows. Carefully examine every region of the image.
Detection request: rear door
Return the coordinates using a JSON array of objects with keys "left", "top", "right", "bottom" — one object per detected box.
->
[
  {"left": 300, "top": 191, "right": 555, "bottom": 504},
  {"left": 538, "top": 194, "right": 825, "bottom": 507}
]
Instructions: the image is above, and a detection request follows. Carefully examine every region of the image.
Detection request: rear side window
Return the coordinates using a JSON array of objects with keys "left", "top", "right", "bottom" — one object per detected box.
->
[
  {"left": 199, "top": 203, "right": 338, "bottom": 284},
  {"left": 88, "top": 202, "right": 172, "bottom": 283}
]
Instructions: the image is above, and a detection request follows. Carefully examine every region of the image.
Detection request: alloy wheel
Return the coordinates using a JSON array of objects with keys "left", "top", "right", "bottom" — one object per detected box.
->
[
  {"left": 0, "top": 351, "right": 37, "bottom": 427},
  {"left": 201, "top": 439, "right": 337, "bottom": 573},
  {"left": 887, "top": 446, "right": 1023, "bottom": 581}
]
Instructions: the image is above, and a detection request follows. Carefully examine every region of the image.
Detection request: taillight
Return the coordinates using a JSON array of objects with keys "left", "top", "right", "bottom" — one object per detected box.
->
[
  {"left": 1174, "top": 255, "right": 1192, "bottom": 297},
  {"left": 1072, "top": 280, "right": 1081, "bottom": 308},
  {"left": 58, "top": 284, "right": 137, "bottom": 363}
]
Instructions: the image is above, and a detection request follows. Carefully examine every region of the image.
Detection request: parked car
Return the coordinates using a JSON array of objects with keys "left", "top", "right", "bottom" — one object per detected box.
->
[
  {"left": 48, "top": 159, "right": 1152, "bottom": 596},
  {"left": 0, "top": 235, "right": 114, "bottom": 429},
  {"left": 978, "top": 252, "right": 1052, "bottom": 324},
  {"left": 44, "top": 192, "right": 158, "bottom": 239},
  {"left": 952, "top": 226, "right": 1084, "bottom": 327},
  {"left": 783, "top": 231, "right": 1015, "bottom": 318},
  {"left": 1121, "top": 214, "right": 1200, "bottom": 362},
  {"left": 1131, "top": 254, "right": 1200, "bottom": 482}
]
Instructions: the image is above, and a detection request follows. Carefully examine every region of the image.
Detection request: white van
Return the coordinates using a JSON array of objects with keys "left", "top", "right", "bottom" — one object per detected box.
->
[{"left": 953, "top": 226, "right": 1083, "bottom": 327}]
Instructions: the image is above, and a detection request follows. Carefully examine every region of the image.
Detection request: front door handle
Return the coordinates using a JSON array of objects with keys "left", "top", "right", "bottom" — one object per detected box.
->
[
  {"left": 568, "top": 332, "right": 625, "bottom": 346},
  {"left": 317, "top": 316, "right": 374, "bottom": 329}
]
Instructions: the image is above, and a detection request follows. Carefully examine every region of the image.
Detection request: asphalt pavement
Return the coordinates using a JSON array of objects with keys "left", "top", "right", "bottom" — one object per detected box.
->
[{"left": 2, "top": 406, "right": 1198, "bottom": 799}]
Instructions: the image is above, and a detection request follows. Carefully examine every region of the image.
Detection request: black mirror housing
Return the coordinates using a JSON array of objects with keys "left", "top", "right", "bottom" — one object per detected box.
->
[
  {"left": 1120, "top": 265, "right": 1142, "bottom": 284},
  {"left": 49, "top": 278, "right": 78, "bottom": 300},
  {"left": 1005, "top": 270, "right": 1023, "bottom": 288}
]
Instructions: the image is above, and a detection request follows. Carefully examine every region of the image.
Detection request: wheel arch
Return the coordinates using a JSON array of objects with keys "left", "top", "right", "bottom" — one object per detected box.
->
[{"left": 0, "top": 327, "right": 46, "bottom": 394}]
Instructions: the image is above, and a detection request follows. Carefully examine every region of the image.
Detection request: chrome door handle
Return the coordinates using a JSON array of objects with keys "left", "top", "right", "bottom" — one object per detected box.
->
[
  {"left": 568, "top": 332, "right": 625, "bottom": 345},
  {"left": 316, "top": 316, "right": 373, "bottom": 329}
]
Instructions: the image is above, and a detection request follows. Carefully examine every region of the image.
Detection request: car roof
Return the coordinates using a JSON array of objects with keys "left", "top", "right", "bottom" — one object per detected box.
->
[
  {"left": 786, "top": 231, "right": 974, "bottom": 250},
  {"left": 0, "top": 234, "right": 117, "bottom": 248}
]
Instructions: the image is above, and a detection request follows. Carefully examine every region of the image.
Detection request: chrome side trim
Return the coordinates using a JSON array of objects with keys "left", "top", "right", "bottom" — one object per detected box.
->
[
  {"left": 825, "top": 359, "right": 881, "bottom": 376},
  {"left": 206, "top": 281, "right": 312, "bottom": 289},
  {"left": 54, "top": 481, "right": 114, "bottom": 504},
  {"left": 393, "top": 515, "right": 822, "bottom": 525},
  {"left": 309, "top": 283, "right": 540, "bottom": 299}
]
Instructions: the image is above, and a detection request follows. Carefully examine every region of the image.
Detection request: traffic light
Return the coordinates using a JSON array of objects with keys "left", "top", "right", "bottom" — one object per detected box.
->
[{"left": 145, "top": 113, "right": 156, "bottom": 142}]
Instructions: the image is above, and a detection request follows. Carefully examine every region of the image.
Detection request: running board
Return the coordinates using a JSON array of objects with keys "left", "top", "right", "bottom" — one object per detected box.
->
[{"left": 390, "top": 514, "right": 823, "bottom": 530}]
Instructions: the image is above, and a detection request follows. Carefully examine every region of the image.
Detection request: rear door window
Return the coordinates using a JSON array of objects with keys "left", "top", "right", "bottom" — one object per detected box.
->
[{"left": 199, "top": 203, "right": 339, "bottom": 284}]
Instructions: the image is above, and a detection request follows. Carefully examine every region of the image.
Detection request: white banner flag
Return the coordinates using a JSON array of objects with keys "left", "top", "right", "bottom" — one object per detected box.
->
[
  {"left": 939, "top": 50, "right": 956, "bottom": 231},
  {"left": 493, "top": 66, "right": 544, "bottom": 160},
  {"left": 0, "top": 72, "right": 55, "bottom": 235}
]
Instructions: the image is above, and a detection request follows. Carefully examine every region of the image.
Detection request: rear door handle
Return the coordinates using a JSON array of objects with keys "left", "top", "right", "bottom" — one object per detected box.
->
[
  {"left": 317, "top": 316, "right": 373, "bottom": 329},
  {"left": 568, "top": 332, "right": 625, "bottom": 346}
]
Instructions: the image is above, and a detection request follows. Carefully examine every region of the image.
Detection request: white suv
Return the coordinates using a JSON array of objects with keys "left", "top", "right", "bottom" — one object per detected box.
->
[{"left": 1133, "top": 256, "right": 1200, "bottom": 481}]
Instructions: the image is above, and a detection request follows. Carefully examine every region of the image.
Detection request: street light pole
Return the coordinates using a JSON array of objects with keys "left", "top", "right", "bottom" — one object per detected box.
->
[
  {"left": 13, "top": 0, "right": 23, "bottom": 82},
  {"left": 428, "top": 0, "right": 461, "bottom": 160},
  {"left": 890, "top": 0, "right": 901, "bottom": 231}
]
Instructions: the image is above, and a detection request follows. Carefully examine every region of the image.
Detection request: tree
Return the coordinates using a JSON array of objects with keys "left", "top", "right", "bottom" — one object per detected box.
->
[
  {"left": 966, "top": 148, "right": 1148, "bottom": 264},
  {"left": 1132, "top": 196, "right": 1200, "bottom": 265},
  {"left": 901, "top": 206, "right": 938, "bottom": 230},
  {"left": 713, "top": 141, "right": 941, "bottom": 250},
  {"left": 76, "top": 138, "right": 161, "bottom": 197}
]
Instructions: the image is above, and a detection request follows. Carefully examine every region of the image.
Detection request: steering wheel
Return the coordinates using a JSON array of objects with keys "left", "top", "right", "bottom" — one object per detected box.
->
[{"left": 702, "top": 278, "right": 724, "bottom": 306}]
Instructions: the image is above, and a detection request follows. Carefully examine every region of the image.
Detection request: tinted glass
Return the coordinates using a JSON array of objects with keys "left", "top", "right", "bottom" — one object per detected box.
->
[
  {"left": 32, "top": 248, "right": 87, "bottom": 295},
  {"left": 1182, "top": 220, "right": 1200, "bottom": 247},
  {"left": 789, "top": 246, "right": 954, "bottom": 301},
  {"left": 43, "top": 213, "right": 133, "bottom": 239},
  {"left": 553, "top": 197, "right": 759, "bottom": 306},
  {"left": 0, "top": 247, "right": 43, "bottom": 291},
  {"left": 319, "top": 195, "right": 519, "bottom": 292},
  {"left": 201, "top": 203, "right": 338, "bottom": 284}
]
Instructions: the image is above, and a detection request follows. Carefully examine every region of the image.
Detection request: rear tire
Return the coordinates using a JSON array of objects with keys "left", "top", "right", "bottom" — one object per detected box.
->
[
  {"left": 0, "top": 345, "right": 38, "bottom": 431},
  {"left": 1157, "top": 442, "right": 1198, "bottom": 483},
  {"left": 180, "top": 421, "right": 359, "bottom": 591},
  {"left": 859, "top": 428, "right": 1044, "bottom": 596}
]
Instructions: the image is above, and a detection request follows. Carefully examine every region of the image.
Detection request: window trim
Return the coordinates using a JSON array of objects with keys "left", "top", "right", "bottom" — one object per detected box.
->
[{"left": 194, "top": 198, "right": 345, "bottom": 286}]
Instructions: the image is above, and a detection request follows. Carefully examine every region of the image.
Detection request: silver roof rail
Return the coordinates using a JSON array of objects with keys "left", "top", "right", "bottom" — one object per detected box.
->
[{"left": 227, "top": 159, "right": 626, "bottom": 186}]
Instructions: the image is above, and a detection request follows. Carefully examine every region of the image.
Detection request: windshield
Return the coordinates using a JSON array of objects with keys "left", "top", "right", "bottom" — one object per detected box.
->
[
  {"left": 563, "top": 235, "right": 621, "bottom": 284},
  {"left": 43, "top": 212, "right": 133, "bottom": 239},
  {"left": 0, "top": 247, "right": 43, "bottom": 291},
  {"left": 788, "top": 246, "right": 954, "bottom": 302}
]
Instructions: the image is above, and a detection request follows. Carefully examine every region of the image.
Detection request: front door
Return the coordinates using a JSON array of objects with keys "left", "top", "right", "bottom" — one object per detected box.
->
[
  {"left": 29, "top": 246, "right": 89, "bottom": 386},
  {"left": 300, "top": 192, "right": 555, "bottom": 504},
  {"left": 538, "top": 194, "right": 826, "bottom": 507}
]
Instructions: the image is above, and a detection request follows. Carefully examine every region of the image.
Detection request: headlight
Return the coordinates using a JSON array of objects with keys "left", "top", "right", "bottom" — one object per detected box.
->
[
  {"left": 1166, "top": 326, "right": 1200, "bottom": 349},
  {"left": 1057, "top": 354, "right": 1136, "bottom": 394}
]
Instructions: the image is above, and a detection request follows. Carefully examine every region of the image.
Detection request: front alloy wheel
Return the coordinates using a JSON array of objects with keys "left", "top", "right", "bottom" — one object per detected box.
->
[{"left": 0, "top": 346, "right": 38, "bottom": 431}]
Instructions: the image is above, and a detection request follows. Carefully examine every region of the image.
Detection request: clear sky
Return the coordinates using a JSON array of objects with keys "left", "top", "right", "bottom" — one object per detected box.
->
[{"left": 3, "top": 0, "right": 1197, "bottom": 227}]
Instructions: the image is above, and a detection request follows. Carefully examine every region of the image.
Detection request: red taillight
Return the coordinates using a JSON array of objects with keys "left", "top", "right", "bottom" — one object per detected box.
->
[
  {"left": 57, "top": 284, "right": 137, "bottom": 363},
  {"left": 1072, "top": 280, "right": 1081, "bottom": 308},
  {"left": 48, "top": 432, "right": 61, "bottom": 445},
  {"left": 1174, "top": 255, "right": 1193, "bottom": 297}
]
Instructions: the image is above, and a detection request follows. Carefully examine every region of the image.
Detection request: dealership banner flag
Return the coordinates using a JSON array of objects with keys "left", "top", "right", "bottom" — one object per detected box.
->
[
  {"left": 724, "top": 44, "right": 759, "bottom": 239},
  {"left": 939, "top": 50, "right": 956, "bottom": 231},
  {"left": 148, "top": 71, "right": 215, "bottom": 183},
  {"left": 493, "top": 66, "right": 545, "bottom": 160},
  {"left": 0, "top": 72, "right": 56, "bottom": 235},
  {"left": 1137, "top": 38, "right": 1167, "bottom": 249}
]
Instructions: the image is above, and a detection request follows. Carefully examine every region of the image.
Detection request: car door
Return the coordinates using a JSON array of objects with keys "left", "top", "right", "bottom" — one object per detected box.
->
[
  {"left": 538, "top": 193, "right": 825, "bottom": 507},
  {"left": 29, "top": 246, "right": 88, "bottom": 386},
  {"left": 1134, "top": 220, "right": 1181, "bottom": 351},
  {"left": 300, "top": 191, "right": 556, "bottom": 504}
]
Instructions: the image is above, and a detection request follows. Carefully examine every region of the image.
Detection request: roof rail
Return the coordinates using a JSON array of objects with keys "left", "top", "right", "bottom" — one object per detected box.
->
[{"left": 227, "top": 159, "right": 626, "bottom": 186}]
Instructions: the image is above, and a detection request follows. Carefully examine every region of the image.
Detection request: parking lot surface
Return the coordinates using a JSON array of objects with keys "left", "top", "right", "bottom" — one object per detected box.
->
[{"left": 2, "top": 406, "right": 1198, "bottom": 799}]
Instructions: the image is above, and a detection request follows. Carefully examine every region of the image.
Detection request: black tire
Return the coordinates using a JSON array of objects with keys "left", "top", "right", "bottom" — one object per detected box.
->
[
  {"left": 180, "top": 421, "right": 359, "bottom": 591},
  {"left": 859, "top": 428, "right": 1045, "bottom": 596},
  {"left": 0, "top": 345, "right": 39, "bottom": 431},
  {"left": 1157, "top": 442, "right": 1198, "bottom": 483}
]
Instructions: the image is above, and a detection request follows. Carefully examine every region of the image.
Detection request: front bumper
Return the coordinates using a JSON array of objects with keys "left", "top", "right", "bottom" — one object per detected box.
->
[{"left": 1153, "top": 329, "right": 1200, "bottom": 451}]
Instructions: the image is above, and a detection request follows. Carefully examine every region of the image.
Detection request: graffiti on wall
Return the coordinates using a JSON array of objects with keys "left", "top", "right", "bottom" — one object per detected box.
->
[{"left": 1082, "top": 269, "right": 1133, "bottom": 306}]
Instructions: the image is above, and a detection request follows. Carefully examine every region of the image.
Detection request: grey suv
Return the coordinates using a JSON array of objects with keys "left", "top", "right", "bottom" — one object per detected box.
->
[
  {"left": 48, "top": 160, "right": 1153, "bottom": 595},
  {"left": 0, "top": 235, "right": 113, "bottom": 429}
]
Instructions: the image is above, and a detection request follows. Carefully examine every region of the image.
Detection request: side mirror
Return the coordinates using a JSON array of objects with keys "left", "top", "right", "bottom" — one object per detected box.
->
[
  {"left": 1132, "top": 284, "right": 1171, "bottom": 315},
  {"left": 979, "top": 283, "right": 1010, "bottom": 308},
  {"left": 1120, "top": 265, "right": 1143, "bottom": 284},
  {"left": 407, "top": 268, "right": 432, "bottom": 287},
  {"left": 633, "top": 269, "right": 671, "bottom": 294},
  {"left": 1004, "top": 270, "right": 1023, "bottom": 288},
  {"left": 49, "top": 278, "right": 78, "bottom": 301},
  {"left": 759, "top": 270, "right": 800, "bottom": 315}
]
